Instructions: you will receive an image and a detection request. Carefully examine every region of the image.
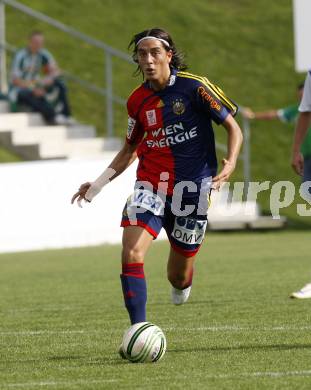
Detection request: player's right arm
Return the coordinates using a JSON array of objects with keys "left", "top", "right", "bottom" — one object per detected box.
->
[
  {"left": 71, "top": 141, "right": 138, "bottom": 207},
  {"left": 71, "top": 88, "right": 144, "bottom": 206},
  {"left": 242, "top": 108, "right": 279, "bottom": 120}
]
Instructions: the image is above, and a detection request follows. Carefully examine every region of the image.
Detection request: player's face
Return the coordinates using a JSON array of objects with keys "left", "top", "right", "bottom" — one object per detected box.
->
[
  {"left": 136, "top": 39, "right": 172, "bottom": 86},
  {"left": 29, "top": 35, "right": 44, "bottom": 53}
]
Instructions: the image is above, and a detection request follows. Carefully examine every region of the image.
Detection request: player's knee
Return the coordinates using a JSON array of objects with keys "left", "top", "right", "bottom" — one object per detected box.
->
[
  {"left": 167, "top": 271, "right": 188, "bottom": 290},
  {"left": 122, "top": 244, "right": 144, "bottom": 263}
]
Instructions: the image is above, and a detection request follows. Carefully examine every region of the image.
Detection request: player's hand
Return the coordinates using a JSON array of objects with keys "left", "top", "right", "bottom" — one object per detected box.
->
[
  {"left": 71, "top": 182, "right": 92, "bottom": 208},
  {"left": 212, "top": 159, "right": 236, "bottom": 190},
  {"left": 291, "top": 152, "right": 304, "bottom": 176},
  {"left": 241, "top": 107, "right": 255, "bottom": 119}
]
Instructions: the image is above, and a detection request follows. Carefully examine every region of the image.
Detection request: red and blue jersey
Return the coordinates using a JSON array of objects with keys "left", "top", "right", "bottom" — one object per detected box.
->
[{"left": 126, "top": 69, "right": 238, "bottom": 196}]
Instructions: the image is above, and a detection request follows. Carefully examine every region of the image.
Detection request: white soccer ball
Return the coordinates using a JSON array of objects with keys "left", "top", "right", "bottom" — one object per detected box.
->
[{"left": 121, "top": 322, "right": 166, "bottom": 363}]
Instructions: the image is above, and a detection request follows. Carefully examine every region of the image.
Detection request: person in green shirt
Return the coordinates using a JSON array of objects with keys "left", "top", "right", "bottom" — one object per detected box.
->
[{"left": 243, "top": 82, "right": 311, "bottom": 191}]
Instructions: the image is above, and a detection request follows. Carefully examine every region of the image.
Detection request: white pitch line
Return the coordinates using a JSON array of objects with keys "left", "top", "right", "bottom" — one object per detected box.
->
[
  {"left": 164, "top": 325, "right": 311, "bottom": 332},
  {"left": 186, "top": 370, "right": 311, "bottom": 380},
  {"left": 1, "top": 324, "right": 311, "bottom": 336},
  {"left": 210, "top": 370, "right": 311, "bottom": 379},
  {"left": 245, "top": 370, "right": 311, "bottom": 378},
  {"left": 4, "top": 379, "right": 118, "bottom": 388},
  {"left": 4, "top": 371, "right": 311, "bottom": 387},
  {"left": 0, "top": 330, "right": 110, "bottom": 336}
]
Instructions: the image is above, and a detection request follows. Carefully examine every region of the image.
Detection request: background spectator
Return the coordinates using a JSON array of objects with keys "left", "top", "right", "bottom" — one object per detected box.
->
[{"left": 8, "top": 30, "right": 74, "bottom": 125}]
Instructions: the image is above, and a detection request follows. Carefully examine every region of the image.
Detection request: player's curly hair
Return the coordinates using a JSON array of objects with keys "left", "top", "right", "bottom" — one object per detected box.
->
[{"left": 128, "top": 27, "right": 187, "bottom": 76}]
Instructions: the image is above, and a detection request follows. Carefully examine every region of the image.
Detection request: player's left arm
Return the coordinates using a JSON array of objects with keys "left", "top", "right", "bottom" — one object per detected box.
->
[
  {"left": 212, "top": 114, "right": 243, "bottom": 189},
  {"left": 193, "top": 78, "right": 243, "bottom": 186}
]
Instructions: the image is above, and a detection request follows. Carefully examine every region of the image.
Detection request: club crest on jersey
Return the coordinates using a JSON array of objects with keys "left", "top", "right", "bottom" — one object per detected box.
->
[
  {"left": 146, "top": 109, "right": 157, "bottom": 126},
  {"left": 172, "top": 99, "right": 185, "bottom": 115}
]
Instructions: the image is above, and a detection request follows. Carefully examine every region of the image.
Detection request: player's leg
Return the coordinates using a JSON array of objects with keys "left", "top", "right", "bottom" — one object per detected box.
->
[
  {"left": 120, "top": 226, "right": 154, "bottom": 324},
  {"left": 120, "top": 186, "right": 164, "bottom": 322},
  {"left": 167, "top": 248, "right": 195, "bottom": 305},
  {"left": 290, "top": 157, "right": 311, "bottom": 299},
  {"left": 164, "top": 210, "right": 208, "bottom": 305}
]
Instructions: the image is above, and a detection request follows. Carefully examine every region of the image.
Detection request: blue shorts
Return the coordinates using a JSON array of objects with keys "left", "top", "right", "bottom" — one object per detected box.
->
[{"left": 121, "top": 187, "right": 208, "bottom": 258}]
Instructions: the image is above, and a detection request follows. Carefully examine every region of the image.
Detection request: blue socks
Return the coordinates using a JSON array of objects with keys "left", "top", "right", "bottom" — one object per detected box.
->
[{"left": 120, "top": 263, "right": 147, "bottom": 324}]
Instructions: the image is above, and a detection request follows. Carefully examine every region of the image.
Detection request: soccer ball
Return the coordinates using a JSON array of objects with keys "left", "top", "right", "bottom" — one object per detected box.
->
[{"left": 121, "top": 322, "right": 166, "bottom": 363}]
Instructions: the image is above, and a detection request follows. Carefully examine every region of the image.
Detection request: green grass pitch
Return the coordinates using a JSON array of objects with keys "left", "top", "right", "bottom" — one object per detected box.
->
[{"left": 1, "top": 231, "right": 311, "bottom": 389}]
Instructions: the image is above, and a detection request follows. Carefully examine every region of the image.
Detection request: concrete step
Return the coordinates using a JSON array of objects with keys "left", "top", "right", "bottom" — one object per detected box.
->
[
  {"left": 0, "top": 130, "right": 40, "bottom": 160},
  {"left": 0, "top": 127, "right": 121, "bottom": 159},
  {"left": 208, "top": 216, "right": 287, "bottom": 231},
  {"left": 0, "top": 112, "right": 45, "bottom": 129},
  {"left": 66, "top": 125, "right": 96, "bottom": 139},
  {"left": 0, "top": 111, "right": 120, "bottom": 159},
  {"left": 64, "top": 137, "right": 122, "bottom": 158},
  {"left": 208, "top": 201, "right": 260, "bottom": 222},
  {"left": 0, "top": 100, "right": 9, "bottom": 113},
  {"left": 8, "top": 125, "right": 96, "bottom": 145},
  {"left": 208, "top": 221, "right": 248, "bottom": 230},
  {"left": 64, "top": 138, "right": 104, "bottom": 157},
  {"left": 37, "top": 137, "right": 121, "bottom": 159},
  {"left": 248, "top": 216, "right": 287, "bottom": 229},
  {"left": 11, "top": 127, "right": 69, "bottom": 145}
]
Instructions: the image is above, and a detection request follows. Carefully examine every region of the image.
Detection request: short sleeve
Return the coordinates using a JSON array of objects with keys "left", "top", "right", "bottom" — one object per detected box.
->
[
  {"left": 194, "top": 78, "right": 238, "bottom": 125},
  {"left": 299, "top": 72, "right": 311, "bottom": 112},
  {"left": 277, "top": 105, "right": 298, "bottom": 123},
  {"left": 126, "top": 101, "right": 144, "bottom": 145}
]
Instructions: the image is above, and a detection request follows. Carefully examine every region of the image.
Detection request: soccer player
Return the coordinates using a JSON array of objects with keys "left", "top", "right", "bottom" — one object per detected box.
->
[
  {"left": 72, "top": 28, "right": 243, "bottom": 325},
  {"left": 290, "top": 71, "right": 311, "bottom": 299}
]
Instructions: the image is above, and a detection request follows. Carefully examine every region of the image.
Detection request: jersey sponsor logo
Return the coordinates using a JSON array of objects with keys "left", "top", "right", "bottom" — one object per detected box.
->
[
  {"left": 146, "top": 109, "right": 157, "bottom": 126},
  {"left": 198, "top": 86, "right": 221, "bottom": 111},
  {"left": 151, "top": 122, "right": 184, "bottom": 137},
  {"left": 172, "top": 98, "right": 185, "bottom": 115},
  {"left": 127, "top": 116, "right": 136, "bottom": 139},
  {"left": 127, "top": 188, "right": 164, "bottom": 215},
  {"left": 171, "top": 217, "right": 207, "bottom": 245},
  {"left": 146, "top": 122, "right": 198, "bottom": 148}
]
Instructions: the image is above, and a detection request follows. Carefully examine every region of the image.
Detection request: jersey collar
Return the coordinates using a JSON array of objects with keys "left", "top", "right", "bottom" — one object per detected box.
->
[
  {"left": 168, "top": 68, "right": 177, "bottom": 86},
  {"left": 144, "top": 68, "right": 177, "bottom": 91}
]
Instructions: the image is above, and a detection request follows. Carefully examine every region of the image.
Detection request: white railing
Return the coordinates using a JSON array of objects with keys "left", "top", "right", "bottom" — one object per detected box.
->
[{"left": 0, "top": 0, "right": 133, "bottom": 137}]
